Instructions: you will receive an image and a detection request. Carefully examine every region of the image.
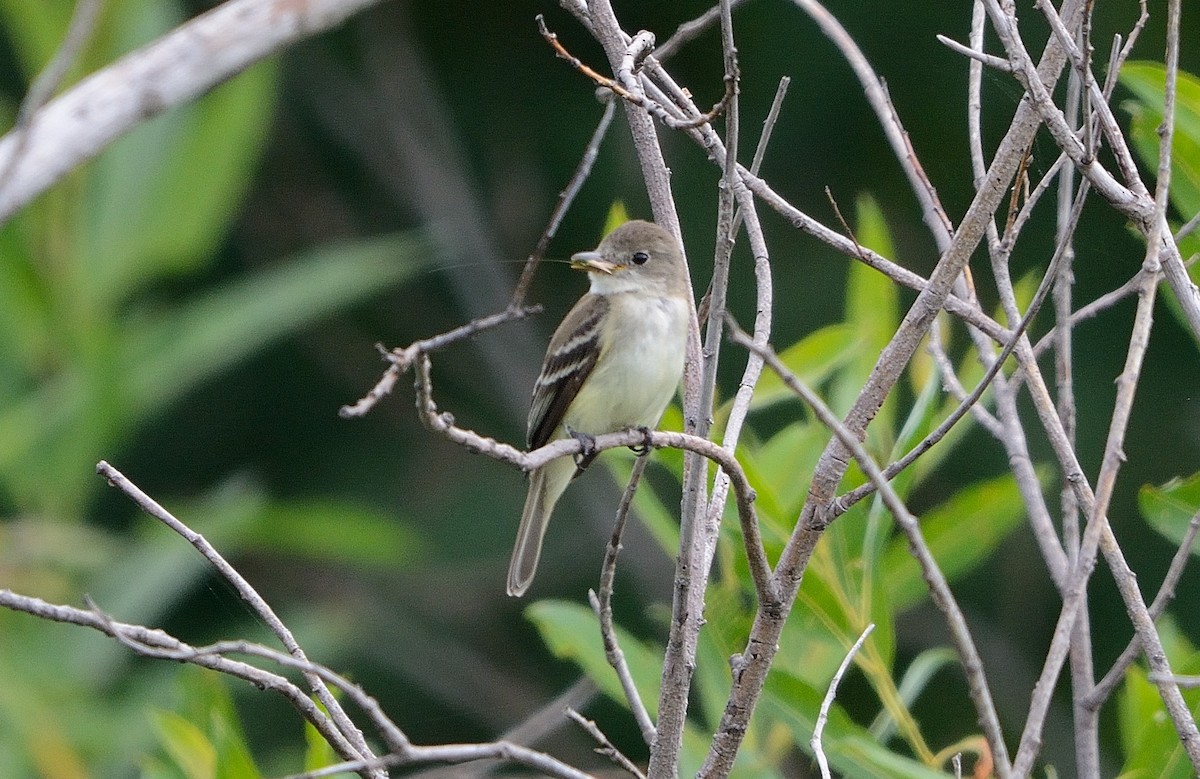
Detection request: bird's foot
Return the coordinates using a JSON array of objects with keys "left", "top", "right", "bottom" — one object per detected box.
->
[
  {"left": 568, "top": 428, "right": 599, "bottom": 476},
  {"left": 629, "top": 426, "right": 655, "bottom": 456}
]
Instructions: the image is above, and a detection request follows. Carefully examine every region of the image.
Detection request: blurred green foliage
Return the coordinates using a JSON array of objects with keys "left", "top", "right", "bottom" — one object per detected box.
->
[
  {"left": 0, "top": 0, "right": 1199, "bottom": 776},
  {"left": 0, "top": 1, "right": 427, "bottom": 775}
]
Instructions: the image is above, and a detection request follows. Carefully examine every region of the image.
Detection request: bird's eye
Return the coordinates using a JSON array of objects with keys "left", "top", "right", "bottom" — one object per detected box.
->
[{"left": 631, "top": 251, "right": 649, "bottom": 265}]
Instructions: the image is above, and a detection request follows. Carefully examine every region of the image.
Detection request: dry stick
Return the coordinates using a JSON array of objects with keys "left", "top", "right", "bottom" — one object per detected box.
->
[
  {"left": 565, "top": 709, "right": 647, "bottom": 779},
  {"left": 983, "top": 1, "right": 1152, "bottom": 229},
  {"left": 93, "top": 461, "right": 380, "bottom": 776},
  {"left": 339, "top": 306, "right": 541, "bottom": 419},
  {"left": 0, "top": 589, "right": 370, "bottom": 774},
  {"left": 790, "top": 0, "right": 954, "bottom": 242},
  {"left": 536, "top": 16, "right": 733, "bottom": 131},
  {"left": 1030, "top": 269, "right": 1147, "bottom": 359},
  {"left": 0, "top": 0, "right": 104, "bottom": 198},
  {"left": 1177, "top": 209, "right": 1200, "bottom": 242},
  {"left": 1055, "top": 50, "right": 1099, "bottom": 779},
  {"left": 1149, "top": 674, "right": 1200, "bottom": 689},
  {"left": 696, "top": 0, "right": 741, "bottom": 481},
  {"left": 835, "top": 192, "right": 1080, "bottom": 515},
  {"left": 565, "top": 5, "right": 712, "bottom": 777},
  {"left": 925, "top": 318, "right": 1003, "bottom": 437},
  {"left": 935, "top": 34, "right": 1013, "bottom": 73},
  {"left": 988, "top": 1, "right": 1200, "bottom": 770},
  {"left": 1084, "top": 0, "right": 1196, "bottom": 718},
  {"left": 589, "top": 454, "right": 656, "bottom": 745},
  {"left": 630, "top": 47, "right": 787, "bottom": 778},
  {"left": 84, "top": 608, "right": 410, "bottom": 755},
  {"left": 27, "top": 592, "right": 601, "bottom": 779},
  {"left": 702, "top": 5, "right": 1096, "bottom": 772},
  {"left": 685, "top": 0, "right": 745, "bottom": 622},
  {"left": 1087, "top": 509, "right": 1200, "bottom": 707},
  {"left": 721, "top": 321, "right": 1004, "bottom": 779},
  {"left": 1008, "top": 255, "right": 1175, "bottom": 776},
  {"left": 812, "top": 623, "right": 875, "bottom": 779},
  {"left": 510, "top": 97, "right": 618, "bottom": 308},
  {"left": 653, "top": 0, "right": 754, "bottom": 63},
  {"left": 737, "top": 166, "right": 1011, "bottom": 345},
  {"left": 0, "top": 0, "right": 388, "bottom": 227}
]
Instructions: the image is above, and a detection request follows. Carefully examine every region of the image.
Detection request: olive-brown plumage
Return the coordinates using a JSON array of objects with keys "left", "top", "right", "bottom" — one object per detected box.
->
[{"left": 507, "top": 220, "right": 691, "bottom": 596}]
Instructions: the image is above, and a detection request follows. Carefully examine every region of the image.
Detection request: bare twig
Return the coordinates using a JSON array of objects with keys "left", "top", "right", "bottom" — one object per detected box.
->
[
  {"left": 0, "top": 588, "right": 371, "bottom": 775},
  {"left": 1086, "top": 509, "right": 1200, "bottom": 708},
  {"left": 935, "top": 34, "right": 1013, "bottom": 72},
  {"left": 94, "top": 461, "right": 381, "bottom": 775},
  {"left": 812, "top": 623, "right": 875, "bottom": 779},
  {"left": 654, "top": 0, "right": 754, "bottom": 63},
  {"left": 566, "top": 708, "right": 647, "bottom": 779},
  {"left": 339, "top": 306, "right": 541, "bottom": 418},
  {"left": 0, "top": 0, "right": 104, "bottom": 201},
  {"left": 0, "top": 0, "right": 389, "bottom": 226},
  {"left": 590, "top": 455, "right": 656, "bottom": 745},
  {"left": 717, "top": 320, "right": 1008, "bottom": 779},
  {"left": 509, "top": 98, "right": 617, "bottom": 307},
  {"left": 536, "top": 15, "right": 733, "bottom": 131}
]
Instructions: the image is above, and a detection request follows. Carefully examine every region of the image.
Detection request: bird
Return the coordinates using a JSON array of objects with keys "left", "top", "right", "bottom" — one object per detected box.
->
[{"left": 507, "top": 220, "right": 692, "bottom": 597}]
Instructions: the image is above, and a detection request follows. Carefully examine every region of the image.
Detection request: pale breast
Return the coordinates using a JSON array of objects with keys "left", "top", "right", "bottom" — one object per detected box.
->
[{"left": 563, "top": 293, "right": 688, "bottom": 436}]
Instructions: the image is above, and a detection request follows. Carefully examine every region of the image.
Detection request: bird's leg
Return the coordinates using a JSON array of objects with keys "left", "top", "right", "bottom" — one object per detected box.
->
[
  {"left": 567, "top": 427, "right": 599, "bottom": 477},
  {"left": 629, "top": 426, "right": 655, "bottom": 456}
]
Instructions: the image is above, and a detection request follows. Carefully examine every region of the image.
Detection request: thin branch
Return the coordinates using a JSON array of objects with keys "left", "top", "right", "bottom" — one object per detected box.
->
[
  {"left": 715, "top": 320, "right": 1007, "bottom": 779},
  {"left": 0, "top": 589, "right": 370, "bottom": 777},
  {"left": 654, "top": 0, "right": 754, "bottom": 63},
  {"left": 0, "top": 0, "right": 388, "bottom": 227},
  {"left": 566, "top": 708, "right": 647, "bottom": 779},
  {"left": 509, "top": 98, "right": 617, "bottom": 307},
  {"left": 339, "top": 306, "right": 541, "bottom": 419},
  {"left": 1086, "top": 509, "right": 1200, "bottom": 708},
  {"left": 791, "top": 0, "right": 954, "bottom": 246},
  {"left": 589, "top": 455, "right": 656, "bottom": 745},
  {"left": 812, "top": 623, "right": 875, "bottom": 779},
  {"left": 0, "top": 0, "right": 104, "bottom": 201},
  {"left": 935, "top": 34, "right": 1013, "bottom": 72},
  {"left": 536, "top": 15, "right": 733, "bottom": 131},
  {"left": 94, "top": 461, "right": 380, "bottom": 775}
]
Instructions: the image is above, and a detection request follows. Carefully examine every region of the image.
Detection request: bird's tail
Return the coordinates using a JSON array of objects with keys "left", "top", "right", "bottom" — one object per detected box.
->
[{"left": 507, "top": 456, "right": 575, "bottom": 597}]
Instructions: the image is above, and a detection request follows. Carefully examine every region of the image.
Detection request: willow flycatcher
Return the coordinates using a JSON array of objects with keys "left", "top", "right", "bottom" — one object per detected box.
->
[{"left": 508, "top": 220, "right": 691, "bottom": 596}]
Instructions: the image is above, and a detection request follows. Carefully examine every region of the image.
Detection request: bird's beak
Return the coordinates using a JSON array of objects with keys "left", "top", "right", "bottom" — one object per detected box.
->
[{"left": 569, "top": 250, "right": 619, "bottom": 275}]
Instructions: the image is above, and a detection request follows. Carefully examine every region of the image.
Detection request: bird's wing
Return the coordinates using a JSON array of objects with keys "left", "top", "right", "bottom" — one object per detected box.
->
[{"left": 527, "top": 294, "right": 609, "bottom": 450}]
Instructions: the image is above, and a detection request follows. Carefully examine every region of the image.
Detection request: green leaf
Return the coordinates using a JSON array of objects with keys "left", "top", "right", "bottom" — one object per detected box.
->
[
  {"left": 762, "top": 671, "right": 951, "bottom": 778},
  {"left": 1138, "top": 472, "right": 1200, "bottom": 551},
  {"left": 1117, "top": 618, "right": 1200, "bottom": 779},
  {"left": 1122, "top": 63, "right": 1200, "bottom": 343},
  {"left": 745, "top": 323, "right": 861, "bottom": 412},
  {"left": 739, "top": 420, "right": 825, "bottom": 537},
  {"left": 1121, "top": 63, "right": 1200, "bottom": 221},
  {"left": 881, "top": 472, "right": 1031, "bottom": 612},
  {"left": 871, "top": 647, "right": 959, "bottom": 741},
  {"left": 526, "top": 600, "right": 662, "bottom": 717},
  {"left": 122, "top": 232, "right": 429, "bottom": 418},
  {"left": 85, "top": 57, "right": 279, "bottom": 304},
  {"left": 833, "top": 195, "right": 900, "bottom": 451},
  {"left": 304, "top": 711, "right": 341, "bottom": 774},
  {"left": 602, "top": 201, "right": 632, "bottom": 236},
  {"left": 249, "top": 499, "right": 423, "bottom": 569},
  {"left": 149, "top": 711, "right": 217, "bottom": 779}
]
